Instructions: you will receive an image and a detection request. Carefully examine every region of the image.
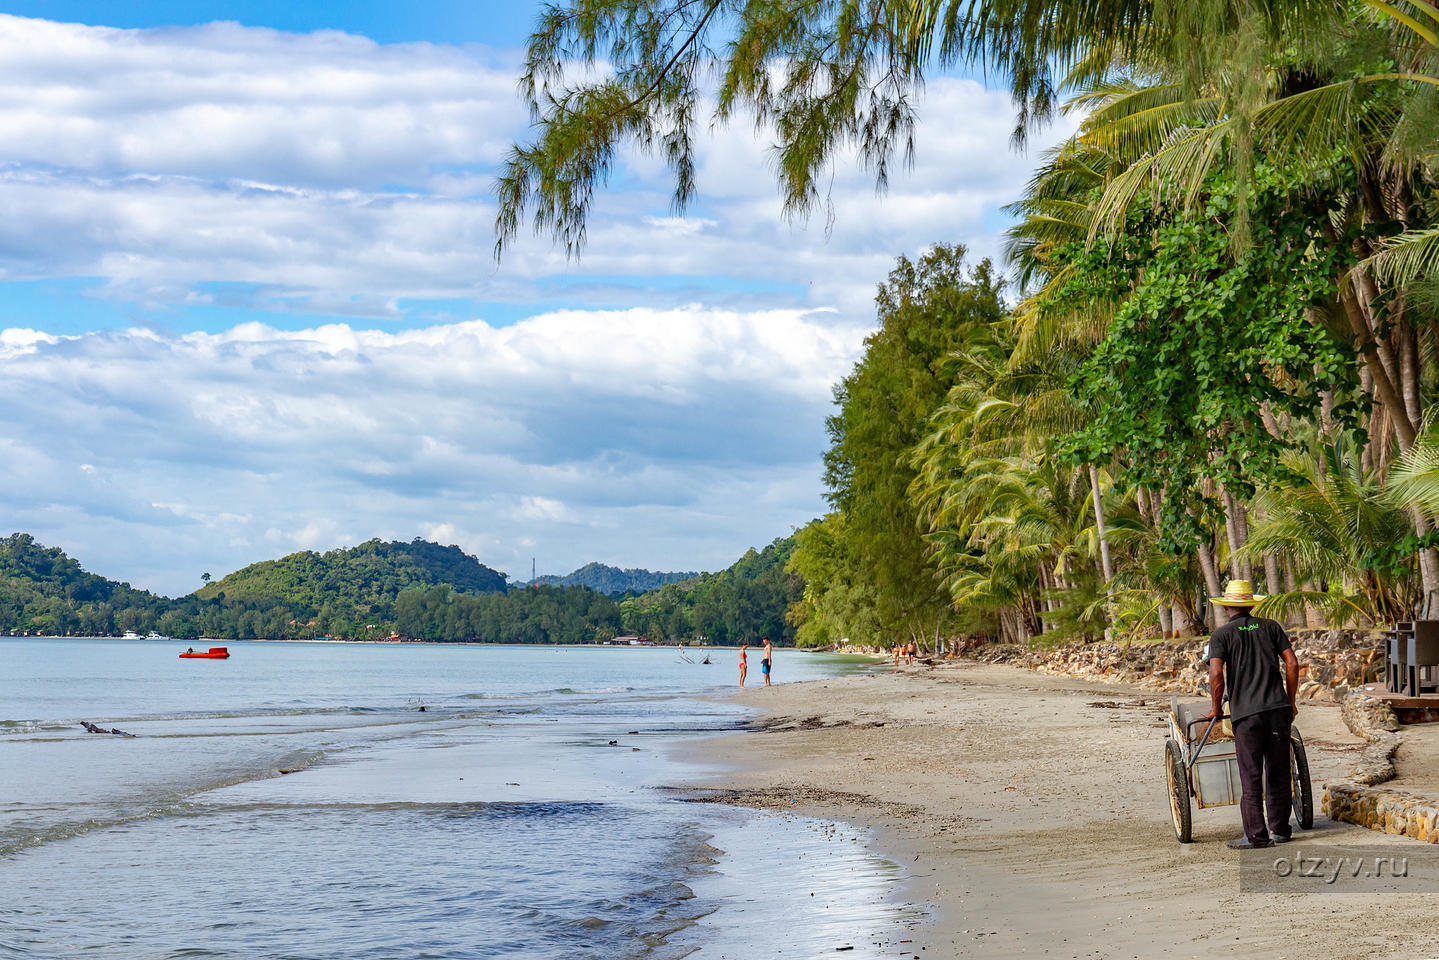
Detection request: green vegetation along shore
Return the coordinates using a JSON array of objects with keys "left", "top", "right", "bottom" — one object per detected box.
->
[
  {"left": 495, "top": 0, "right": 1439, "bottom": 652},
  {"left": 0, "top": 532, "right": 802, "bottom": 644}
]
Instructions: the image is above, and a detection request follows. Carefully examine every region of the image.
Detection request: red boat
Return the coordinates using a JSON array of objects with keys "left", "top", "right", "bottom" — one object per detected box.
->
[{"left": 179, "top": 647, "right": 230, "bottom": 659}]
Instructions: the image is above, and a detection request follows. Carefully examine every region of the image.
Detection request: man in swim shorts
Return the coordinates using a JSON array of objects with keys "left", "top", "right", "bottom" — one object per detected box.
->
[{"left": 761, "top": 636, "right": 772, "bottom": 687}]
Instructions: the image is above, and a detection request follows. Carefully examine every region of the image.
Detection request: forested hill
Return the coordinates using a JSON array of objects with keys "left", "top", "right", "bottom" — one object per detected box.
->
[
  {"left": 618, "top": 535, "right": 801, "bottom": 645},
  {"left": 0, "top": 532, "right": 798, "bottom": 644},
  {"left": 531, "top": 562, "right": 701, "bottom": 595},
  {"left": 0, "top": 533, "right": 168, "bottom": 635},
  {"left": 198, "top": 538, "right": 508, "bottom": 610}
]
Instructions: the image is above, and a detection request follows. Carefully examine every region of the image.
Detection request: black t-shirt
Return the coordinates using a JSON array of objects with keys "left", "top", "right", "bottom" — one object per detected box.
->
[{"left": 1208, "top": 613, "right": 1292, "bottom": 721}]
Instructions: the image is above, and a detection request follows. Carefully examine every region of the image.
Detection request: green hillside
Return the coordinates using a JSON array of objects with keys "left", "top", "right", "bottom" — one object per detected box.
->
[
  {"left": 0, "top": 533, "right": 168, "bottom": 636},
  {"left": 197, "top": 538, "right": 507, "bottom": 614},
  {"left": 618, "top": 535, "right": 801, "bottom": 645},
  {"left": 0, "top": 532, "right": 803, "bottom": 645},
  {"left": 532, "top": 562, "right": 701, "bottom": 596}
]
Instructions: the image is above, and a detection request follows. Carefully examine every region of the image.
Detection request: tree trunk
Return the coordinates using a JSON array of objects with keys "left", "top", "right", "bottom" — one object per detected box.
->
[
  {"left": 1413, "top": 508, "right": 1439, "bottom": 616},
  {"left": 1174, "top": 602, "right": 1202, "bottom": 635},
  {"left": 1263, "top": 551, "right": 1282, "bottom": 601},
  {"left": 1197, "top": 542, "right": 1223, "bottom": 631},
  {"left": 1220, "top": 488, "right": 1252, "bottom": 581},
  {"left": 1157, "top": 596, "right": 1174, "bottom": 638},
  {"left": 1088, "top": 465, "right": 1116, "bottom": 643},
  {"left": 1395, "top": 316, "right": 1439, "bottom": 612},
  {"left": 1340, "top": 277, "right": 1417, "bottom": 450}
]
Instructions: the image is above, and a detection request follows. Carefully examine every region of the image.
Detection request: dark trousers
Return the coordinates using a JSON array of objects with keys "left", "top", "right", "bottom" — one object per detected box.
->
[{"left": 1233, "top": 707, "right": 1293, "bottom": 843}]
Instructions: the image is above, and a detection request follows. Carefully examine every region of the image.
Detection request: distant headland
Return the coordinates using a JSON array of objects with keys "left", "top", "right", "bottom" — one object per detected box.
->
[{"left": 0, "top": 531, "right": 801, "bottom": 646}]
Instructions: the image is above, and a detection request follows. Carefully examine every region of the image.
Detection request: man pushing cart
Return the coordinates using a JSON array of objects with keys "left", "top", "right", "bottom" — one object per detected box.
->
[{"left": 1174, "top": 578, "right": 1312, "bottom": 846}]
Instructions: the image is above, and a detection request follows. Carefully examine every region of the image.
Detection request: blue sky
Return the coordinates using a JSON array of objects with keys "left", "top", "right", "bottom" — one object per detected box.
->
[
  {"left": 0, "top": 5, "right": 1069, "bottom": 594},
  {"left": 3, "top": 1, "right": 541, "bottom": 45}
]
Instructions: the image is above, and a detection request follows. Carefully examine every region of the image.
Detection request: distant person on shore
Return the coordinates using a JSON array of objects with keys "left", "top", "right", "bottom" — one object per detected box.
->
[
  {"left": 892, "top": 643, "right": 902, "bottom": 666},
  {"left": 739, "top": 644, "right": 748, "bottom": 688},
  {"left": 1204, "top": 579, "right": 1299, "bottom": 850},
  {"left": 761, "top": 637, "right": 772, "bottom": 687},
  {"left": 905, "top": 641, "right": 916, "bottom": 665}
]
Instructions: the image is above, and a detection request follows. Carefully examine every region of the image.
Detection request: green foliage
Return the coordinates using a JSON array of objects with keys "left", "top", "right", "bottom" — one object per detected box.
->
[
  {"left": 393, "top": 584, "right": 623, "bottom": 644},
  {"left": 1067, "top": 165, "right": 1362, "bottom": 549},
  {"left": 619, "top": 536, "right": 802, "bottom": 645},
  {"left": 0, "top": 533, "right": 168, "bottom": 637},
  {"left": 789, "top": 245, "right": 1006, "bottom": 648},
  {"left": 0, "top": 534, "right": 621, "bottom": 644},
  {"left": 1246, "top": 439, "right": 1421, "bottom": 624},
  {"left": 199, "top": 538, "right": 508, "bottom": 615},
  {"left": 531, "top": 562, "right": 700, "bottom": 596}
]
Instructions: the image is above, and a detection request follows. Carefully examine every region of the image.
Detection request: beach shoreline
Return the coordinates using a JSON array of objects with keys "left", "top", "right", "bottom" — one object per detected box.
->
[{"left": 675, "top": 658, "right": 1439, "bottom": 959}]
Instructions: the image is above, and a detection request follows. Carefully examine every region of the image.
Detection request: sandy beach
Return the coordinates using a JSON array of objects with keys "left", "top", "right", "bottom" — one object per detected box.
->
[{"left": 679, "top": 658, "right": 1438, "bottom": 959}]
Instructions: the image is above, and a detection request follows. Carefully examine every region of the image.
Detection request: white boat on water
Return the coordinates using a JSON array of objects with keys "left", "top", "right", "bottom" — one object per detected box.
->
[
  {"left": 146, "top": 632, "right": 170, "bottom": 641},
  {"left": 121, "top": 631, "right": 143, "bottom": 640}
]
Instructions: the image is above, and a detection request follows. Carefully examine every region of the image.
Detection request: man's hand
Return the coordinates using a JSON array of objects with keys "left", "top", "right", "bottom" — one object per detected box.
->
[
  {"left": 1292, "top": 702, "right": 1299, "bottom": 720},
  {"left": 1208, "top": 657, "right": 1225, "bottom": 722}
]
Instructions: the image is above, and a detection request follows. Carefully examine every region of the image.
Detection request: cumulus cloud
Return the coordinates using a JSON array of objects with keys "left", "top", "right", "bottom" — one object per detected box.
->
[
  {"left": 0, "top": 14, "right": 1073, "bottom": 591},
  {"left": 0, "top": 308, "right": 864, "bottom": 593},
  {"left": 0, "top": 15, "right": 1074, "bottom": 319}
]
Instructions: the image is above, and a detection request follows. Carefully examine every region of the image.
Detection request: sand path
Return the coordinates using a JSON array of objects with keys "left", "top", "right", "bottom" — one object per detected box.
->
[{"left": 679, "top": 659, "right": 1436, "bottom": 959}]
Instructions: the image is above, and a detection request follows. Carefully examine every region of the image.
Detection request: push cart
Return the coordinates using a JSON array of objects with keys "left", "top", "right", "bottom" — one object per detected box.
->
[{"left": 1163, "top": 698, "right": 1313, "bottom": 843}]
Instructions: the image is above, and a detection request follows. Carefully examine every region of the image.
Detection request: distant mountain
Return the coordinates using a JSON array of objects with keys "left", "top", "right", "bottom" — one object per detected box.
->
[
  {"left": 0, "top": 533, "right": 799, "bottom": 646},
  {"left": 0, "top": 533, "right": 623, "bottom": 643},
  {"left": 529, "top": 562, "right": 701, "bottom": 596},
  {"left": 199, "top": 537, "right": 508, "bottom": 612},
  {"left": 0, "top": 532, "right": 168, "bottom": 635},
  {"left": 618, "top": 535, "right": 802, "bottom": 645}
]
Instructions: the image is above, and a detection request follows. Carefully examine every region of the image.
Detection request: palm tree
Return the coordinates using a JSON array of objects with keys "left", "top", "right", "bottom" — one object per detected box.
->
[{"left": 1244, "top": 438, "right": 1419, "bottom": 624}]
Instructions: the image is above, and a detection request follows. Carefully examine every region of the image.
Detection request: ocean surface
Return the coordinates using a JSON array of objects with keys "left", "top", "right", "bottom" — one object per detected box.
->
[{"left": 0, "top": 639, "right": 918, "bottom": 959}]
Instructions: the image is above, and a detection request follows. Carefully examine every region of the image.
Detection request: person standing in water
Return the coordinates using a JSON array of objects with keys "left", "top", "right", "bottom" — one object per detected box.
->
[
  {"left": 761, "top": 637, "right": 773, "bottom": 687},
  {"left": 738, "top": 644, "right": 748, "bottom": 688}
]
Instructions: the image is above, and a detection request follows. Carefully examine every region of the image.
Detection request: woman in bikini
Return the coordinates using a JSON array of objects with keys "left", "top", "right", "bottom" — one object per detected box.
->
[{"left": 738, "top": 644, "right": 748, "bottom": 688}]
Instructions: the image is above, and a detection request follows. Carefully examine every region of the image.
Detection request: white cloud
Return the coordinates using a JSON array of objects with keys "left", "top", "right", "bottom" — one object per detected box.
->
[
  {"left": 0, "top": 15, "right": 1076, "bottom": 591},
  {"left": 0, "top": 15, "right": 1074, "bottom": 320},
  {"left": 0, "top": 307, "right": 864, "bottom": 593}
]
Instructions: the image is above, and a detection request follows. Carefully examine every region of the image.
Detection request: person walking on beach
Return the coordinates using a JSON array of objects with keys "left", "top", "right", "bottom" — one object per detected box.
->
[
  {"left": 1203, "top": 579, "right": 1300, "bottom": 850},
  {"left": 739, "top": 644, "right": 748, "bottom": 688},
  {"left": 761, "top": 637, "right": 772, "bottom": 687}
]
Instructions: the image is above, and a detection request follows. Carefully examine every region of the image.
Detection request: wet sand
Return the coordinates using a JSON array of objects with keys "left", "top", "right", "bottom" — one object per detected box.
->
[{"left": 678, "top": 659, "right": 1437, "bottom": 960}]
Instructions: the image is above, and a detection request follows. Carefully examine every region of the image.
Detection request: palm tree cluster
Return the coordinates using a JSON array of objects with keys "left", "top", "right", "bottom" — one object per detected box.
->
[
  {"left": 908, "top": 0, "right": 1439, "bottom": 639},
  {"left": 498, "top": 0, "right": 1439, "bottom": 641}
]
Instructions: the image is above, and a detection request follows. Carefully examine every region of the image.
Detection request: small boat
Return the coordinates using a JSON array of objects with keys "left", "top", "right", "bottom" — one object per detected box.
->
[
  {"left": 179, "top": 647, "right": 230, "bottom": 659},
  {"left": 121, "top": 631, "right": 143, "bottom": 640}
]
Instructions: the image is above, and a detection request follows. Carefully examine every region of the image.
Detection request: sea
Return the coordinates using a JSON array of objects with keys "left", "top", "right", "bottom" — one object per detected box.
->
[{"left": 0, "top": 638, "right": 919, "bottom": 959}]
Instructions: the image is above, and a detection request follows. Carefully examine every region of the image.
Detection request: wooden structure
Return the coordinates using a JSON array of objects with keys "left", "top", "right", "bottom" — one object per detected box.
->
[{"left": 1360, "top": 620, "right": 1439, "bottom": 722}]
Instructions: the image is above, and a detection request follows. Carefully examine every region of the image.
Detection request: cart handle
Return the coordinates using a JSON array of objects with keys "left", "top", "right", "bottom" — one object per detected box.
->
[{"left": 1184, "top": 713, "right": 1228, "bottom": 770}]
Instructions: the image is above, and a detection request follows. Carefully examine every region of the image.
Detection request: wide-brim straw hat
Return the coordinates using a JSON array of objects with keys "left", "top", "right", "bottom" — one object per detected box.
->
[{"left": 1208, "top": 578, "right": 1267, "bottom": 607}]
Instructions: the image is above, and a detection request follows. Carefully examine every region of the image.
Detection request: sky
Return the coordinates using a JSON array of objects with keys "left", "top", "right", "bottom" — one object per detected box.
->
[{"left": 0, "top": 3, "right": 1073, "bottom": 595}]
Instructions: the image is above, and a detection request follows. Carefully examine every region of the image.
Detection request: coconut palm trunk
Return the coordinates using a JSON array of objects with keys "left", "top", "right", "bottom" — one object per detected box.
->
[{"left": 1088, "top": 465, "right": 1116, "bottom": 641}]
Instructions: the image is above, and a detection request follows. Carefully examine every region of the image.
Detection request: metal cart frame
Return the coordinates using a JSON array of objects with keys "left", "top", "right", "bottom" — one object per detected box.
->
[{"left": 1163, "top": 698, "right": 1313, "bottom": 843}]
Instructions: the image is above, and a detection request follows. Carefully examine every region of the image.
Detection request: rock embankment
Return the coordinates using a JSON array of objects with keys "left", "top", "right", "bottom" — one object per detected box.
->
[{"left": 960, "top": 629, "right": 1383, "bottom": 701}]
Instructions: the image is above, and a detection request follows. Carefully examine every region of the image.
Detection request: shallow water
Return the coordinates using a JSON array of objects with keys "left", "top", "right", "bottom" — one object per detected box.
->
[{"left": 1, "top": 639, "right": 915, "bottom": 959}]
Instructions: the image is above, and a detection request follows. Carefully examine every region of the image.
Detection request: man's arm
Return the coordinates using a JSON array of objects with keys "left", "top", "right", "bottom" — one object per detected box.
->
[
  {"left": 1282, "top": 647, "right": 1300, "bottom": 718},
  {"left": 1208, "top": 657, "right": 1225, "bottom": 719}
]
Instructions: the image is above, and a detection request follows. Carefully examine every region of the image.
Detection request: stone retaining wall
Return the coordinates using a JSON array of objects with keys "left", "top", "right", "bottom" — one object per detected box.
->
[
  {"left": 962, "top": 630, "right": 1383, "bottom": 701},
  {"left": 1324, "top": 783, "right": 1439, "bottom": 842}
]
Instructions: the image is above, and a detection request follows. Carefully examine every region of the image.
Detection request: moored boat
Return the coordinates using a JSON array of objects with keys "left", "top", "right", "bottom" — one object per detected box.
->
[{"left": 179, "top": 646, "right": 230, "bottom": 659}]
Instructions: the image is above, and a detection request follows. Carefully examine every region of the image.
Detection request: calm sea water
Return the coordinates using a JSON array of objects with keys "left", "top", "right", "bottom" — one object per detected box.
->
[{"left": 0, "top": 639, "right": 915, "bottom": 959}]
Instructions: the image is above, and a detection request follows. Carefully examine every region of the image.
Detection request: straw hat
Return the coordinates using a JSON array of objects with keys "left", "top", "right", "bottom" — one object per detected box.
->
[{"left": 1209, "top": 579, "right": 1266, "bottom": 607}]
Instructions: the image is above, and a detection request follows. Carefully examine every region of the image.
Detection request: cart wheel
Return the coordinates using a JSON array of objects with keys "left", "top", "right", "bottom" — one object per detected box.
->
[
  {"left": 1165, "top": 738, "right": 1192, "bottom": 843},
  {"left": 1290, "top": 729, "right": 1314, "bottom": 831}
]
